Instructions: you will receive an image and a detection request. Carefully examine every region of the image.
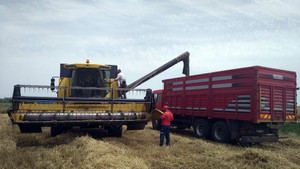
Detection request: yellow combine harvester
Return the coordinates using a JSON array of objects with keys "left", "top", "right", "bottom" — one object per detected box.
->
[{"left": 7, "top": 52, "right": 190, "bottom": 137}]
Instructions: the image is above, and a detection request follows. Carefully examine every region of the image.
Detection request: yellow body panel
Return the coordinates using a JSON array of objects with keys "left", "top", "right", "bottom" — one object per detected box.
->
[
  {"left": 105, "top": 81, "right": 120, "bottom": 98},
  {"left": 17, "top": 102, "right": 146, "bottom": 112},
  {"left": 11, "top": 113, "right": 25, "bottom": 121},
  {"left": 58, "top": 77, "right": 72, "bottom": 97},
  {"left": 12, "top": 102, "right": 148, "bottom": 122},
  {"left": 64, "top": 63, "right": 111, "bottom": 69}
]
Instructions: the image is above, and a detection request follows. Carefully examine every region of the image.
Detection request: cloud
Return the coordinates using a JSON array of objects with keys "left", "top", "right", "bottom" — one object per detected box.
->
[{"left": 0, "top": 0, "right": 300, "bottom": 102}]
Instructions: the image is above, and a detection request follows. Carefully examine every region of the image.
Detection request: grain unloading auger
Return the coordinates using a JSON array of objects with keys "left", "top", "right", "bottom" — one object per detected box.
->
[{"left": 7, "top": 52, "right": 190, "bottom": 137}]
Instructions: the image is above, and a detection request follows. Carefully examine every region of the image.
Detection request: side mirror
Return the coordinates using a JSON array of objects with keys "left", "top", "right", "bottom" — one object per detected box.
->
[{"left": 50, "top": 78, "right": 55, "bottom": 91}]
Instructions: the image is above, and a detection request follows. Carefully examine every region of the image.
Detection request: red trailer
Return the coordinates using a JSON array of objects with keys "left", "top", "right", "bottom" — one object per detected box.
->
[{"left": 153, "top": 66, "right": 297, "bottom": 143}]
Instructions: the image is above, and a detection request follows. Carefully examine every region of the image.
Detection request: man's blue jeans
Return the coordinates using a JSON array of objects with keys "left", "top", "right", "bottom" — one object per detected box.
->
[{"left": 160, "top": 125, "right": 170, "bottom": 146}]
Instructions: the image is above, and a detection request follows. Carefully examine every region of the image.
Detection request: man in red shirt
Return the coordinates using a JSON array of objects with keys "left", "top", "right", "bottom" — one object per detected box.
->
[{"left": 160, "top": 105, "right": 174, "bottom": 146}]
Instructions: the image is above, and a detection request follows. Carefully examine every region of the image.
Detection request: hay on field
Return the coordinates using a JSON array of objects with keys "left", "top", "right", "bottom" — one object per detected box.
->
[{"left": 0, "top": 114, "right": 300, "bottom": 169}]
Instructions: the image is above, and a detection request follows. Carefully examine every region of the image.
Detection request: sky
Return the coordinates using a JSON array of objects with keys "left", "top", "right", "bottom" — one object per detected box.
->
[{"left": 0, "top": 0, "right": 300, "bottom": 102}]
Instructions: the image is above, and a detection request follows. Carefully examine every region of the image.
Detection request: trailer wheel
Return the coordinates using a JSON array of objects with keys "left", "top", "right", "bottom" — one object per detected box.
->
[
  {"left": 152, "top": 120, "right": 161, "bottom": 130},
  {"left": 211, "top": 121, "right": 230, "bottom": 143},
  {"left": 193, "top": 119, "right": 211, "bottom": 139},
  {"left": 108, "top": 125, "right": 122, "bottom": 137}
]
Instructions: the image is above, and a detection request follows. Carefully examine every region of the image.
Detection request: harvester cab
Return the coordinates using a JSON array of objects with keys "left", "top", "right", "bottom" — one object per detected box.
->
[{"left": 51, "top": 60, "right": 119, "bottom": 98}]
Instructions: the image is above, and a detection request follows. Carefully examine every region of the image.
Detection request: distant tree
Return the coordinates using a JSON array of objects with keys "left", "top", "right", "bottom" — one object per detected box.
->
[{"left": 1, "top": 97, "right": 11, "bottom": 103}]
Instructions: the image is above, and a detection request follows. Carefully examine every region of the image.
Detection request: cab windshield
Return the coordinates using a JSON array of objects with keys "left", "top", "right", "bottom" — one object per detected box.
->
[{"left": 71, "top": 68, "right": 110, "bottom": 98}]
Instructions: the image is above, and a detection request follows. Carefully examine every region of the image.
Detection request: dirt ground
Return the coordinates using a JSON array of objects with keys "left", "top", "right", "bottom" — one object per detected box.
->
[{"left": 1, "top": 114, "right": 300, "bottom": 169}]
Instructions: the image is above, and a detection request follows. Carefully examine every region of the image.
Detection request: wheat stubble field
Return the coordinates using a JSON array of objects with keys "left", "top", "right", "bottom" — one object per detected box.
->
[{"left": 0, "top": 114, "right": 300, "bottom": 169}]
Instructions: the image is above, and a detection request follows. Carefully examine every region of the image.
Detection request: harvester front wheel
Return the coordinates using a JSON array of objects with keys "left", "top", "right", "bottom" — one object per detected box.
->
[
  {"left": 152, "top": 120, "right": 161, "bottom": 130},
  {"left": 108, "top": 125, "right": 122, "bottom": 137},
  {"left": 126, "top": 124, "right": 146, "bottom": 130},
  {"left": 51, "top": 126, "right": 70, "bottom": 137},
  {"left": 51, "top": 126, "right": 63, "bottom": 137}
]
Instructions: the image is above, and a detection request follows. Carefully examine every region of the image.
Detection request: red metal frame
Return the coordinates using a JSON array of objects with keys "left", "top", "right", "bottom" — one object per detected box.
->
[{"left": 155, "top": 66, "right": 297, "bottom": 124}]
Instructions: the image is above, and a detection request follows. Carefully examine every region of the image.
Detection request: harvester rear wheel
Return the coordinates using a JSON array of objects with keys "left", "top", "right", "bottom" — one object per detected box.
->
[{"left": 108, "top": 125, "right": 122, "bottom": 137}]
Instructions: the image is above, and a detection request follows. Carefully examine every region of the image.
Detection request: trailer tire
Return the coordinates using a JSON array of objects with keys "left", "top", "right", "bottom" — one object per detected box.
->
[
  {"left": 152, "top": 120, "right": 161, "bottom": 130},
  {"left": 211, "top": 121, "right": 230, "bottom": 143},
  {"left": 193, "top": 119, "right": 211, "bottom": 139},
  {"left": 108, "top": 125, "right": 122, "bottom": 137}
]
